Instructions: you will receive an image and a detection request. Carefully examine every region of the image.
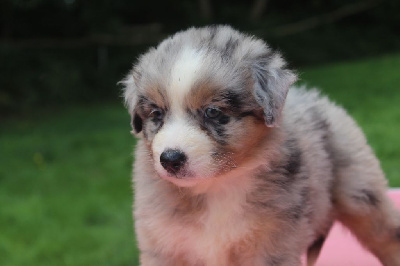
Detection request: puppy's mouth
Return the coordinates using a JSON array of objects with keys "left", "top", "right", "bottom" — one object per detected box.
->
[
  {"left": 157, "top": 168, "right": 204, "bottom": 187},
  {"left": 159, "top": 163, "right": 194, "bottom": 180}
]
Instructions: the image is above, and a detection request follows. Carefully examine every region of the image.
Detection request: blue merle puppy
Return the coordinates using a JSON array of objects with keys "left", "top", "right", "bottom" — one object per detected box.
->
[{"left": 121, "top": 25, "right": 400, "bottom": 266}]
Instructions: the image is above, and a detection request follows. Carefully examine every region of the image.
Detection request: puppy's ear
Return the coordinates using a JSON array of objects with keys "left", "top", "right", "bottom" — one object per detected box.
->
[
  {"left": 251, "top": 52, "right": 297, "bottom": 127},
  {"left": 120, "top": 69, "right": 143, "bottom": 134}
]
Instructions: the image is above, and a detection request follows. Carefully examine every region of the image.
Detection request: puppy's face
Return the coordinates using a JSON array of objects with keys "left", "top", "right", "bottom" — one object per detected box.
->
[{"left": 122, "top": 26, "right": 296, "bottom": 187}]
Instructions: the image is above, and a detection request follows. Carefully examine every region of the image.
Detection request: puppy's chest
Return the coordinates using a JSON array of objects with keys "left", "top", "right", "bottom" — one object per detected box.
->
[{"left": 160, "top": 191, "right": 253, "bottom": 264}]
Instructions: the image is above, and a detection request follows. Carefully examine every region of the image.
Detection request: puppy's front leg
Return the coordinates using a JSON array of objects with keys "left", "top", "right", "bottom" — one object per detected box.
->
[{"left": 234, "top": 236, "right": 304, "bottom": 266}]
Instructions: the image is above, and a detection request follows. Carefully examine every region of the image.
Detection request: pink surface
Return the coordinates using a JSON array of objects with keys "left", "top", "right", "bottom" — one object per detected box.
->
[{"left": 312, "top": 189, "right": 400, "bottom": 266}]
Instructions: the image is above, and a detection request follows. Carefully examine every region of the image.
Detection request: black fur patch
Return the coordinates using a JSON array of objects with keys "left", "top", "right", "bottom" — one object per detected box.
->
[
  {"left": 208, "top": 26, "right": 218, "bottom": 41},
  {"left": 196, "top": 118, "right": 228, "bottom": 146},
  {"left": 221, "top": 37, "right": 239, "bottom": 59},
  {"left": 186, "top": 88, "right": 253, "bottom": 145},
  {"left": 217, "top": 114, "right": 230, "bottom": 125},
  {"left": 286, "top": 188, "right": 310, "bottom": 220},
  {"left": 239, "top": 111, "right": 256, "bottom": 118},
  {"left": 352, "top": 189, "right": 380, "bottom": 206},
  {"left": 308, "top": 105, "right": 330, "bottom": 133},
  {"left": 210, "top": 90, "right": 244, "bottom": 115},
  {"left": 188, "top": 105, "right": 231, "bottom": 146},
  {"left": 238, "top": 110, "right": 265, "bottom": 123},
  {"left": 267, "top": 255, "right": 285, "bottom": 266},
  {"left": 395, "top": 227, "right": 400, "bottom": 241},
  {"left": 286, "top": 149, "right": 302, "bottom": 176},
  {"left": 213, "top": 124, "right": 226, "bottom": 137},
  {"left": 312, "top": 116, "right": 330, "bottom": 132},
  {"left": 222, "top": 91, "right": 242, "bottom": 112},
  {"left": 133, "top": 113, "right": 143, "bottom": 133},
  {"left": 287, "top": 204, "right": 303, "bottom": 220},
  {"left": 210, "top": 122, "right": 228, "bottom": 145},
  {"left": 270, "top": 138, "right": 304, "bottom": 186},
  {"left": 309, "top": 236, "right": 326, "bottom": 251},
  {"left": 309, "top": 107, "right": 351, "bottom": 170},
  {"left": 363, "top": 189, "right": 379, "bottom": 206},
  {"left": 307, "top": 235, "right": 326, "bottom": 262},
  {"left": 135, "top": 95, "right": 166, "bottom": 138},
  {"left": 137, "top": 95, "right": 149, "bottom": 106}
]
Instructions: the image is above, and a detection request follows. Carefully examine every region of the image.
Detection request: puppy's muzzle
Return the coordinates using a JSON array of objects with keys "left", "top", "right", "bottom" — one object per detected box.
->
[{"left": 160, "top": 149, "right": 187, "bottom": 175}]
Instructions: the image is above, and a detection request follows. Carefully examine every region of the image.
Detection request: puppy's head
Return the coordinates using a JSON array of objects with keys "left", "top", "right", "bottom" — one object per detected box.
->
[{"left": 122, "top": 26, "right": 296, "bottom": 187}]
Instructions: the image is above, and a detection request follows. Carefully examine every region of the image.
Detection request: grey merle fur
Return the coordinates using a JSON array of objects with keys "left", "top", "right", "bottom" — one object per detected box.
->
[{"left": 122, "top": 25, "right": 400, "bottom": 266}]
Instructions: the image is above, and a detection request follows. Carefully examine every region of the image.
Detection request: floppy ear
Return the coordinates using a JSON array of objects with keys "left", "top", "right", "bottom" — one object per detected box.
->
[
  {"left": 120, "top": 70, "right": 143, "bottom": 134},
  {"left": 251, "top": 52, "right": 297, "bottom": 127}
]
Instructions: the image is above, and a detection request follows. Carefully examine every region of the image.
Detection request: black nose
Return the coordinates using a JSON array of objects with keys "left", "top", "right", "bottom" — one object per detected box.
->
[{"left": 160, "top": 149, "right": 187, "bottom": 174}]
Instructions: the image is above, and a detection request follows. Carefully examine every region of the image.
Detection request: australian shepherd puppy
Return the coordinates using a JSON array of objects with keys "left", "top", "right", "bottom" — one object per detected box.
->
[{"left": 121, "top": 26, "right": 400, "bottom": 266}]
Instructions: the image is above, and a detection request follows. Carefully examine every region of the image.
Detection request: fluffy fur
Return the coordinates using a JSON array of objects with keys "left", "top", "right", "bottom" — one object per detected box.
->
[{"left": 121, "top": 25, "right": 400, "bottom": 266}]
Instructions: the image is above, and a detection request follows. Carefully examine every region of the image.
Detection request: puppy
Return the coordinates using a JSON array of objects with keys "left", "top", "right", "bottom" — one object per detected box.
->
[{"left": 121, "top": 25, "right": 400, "bottom": 266}]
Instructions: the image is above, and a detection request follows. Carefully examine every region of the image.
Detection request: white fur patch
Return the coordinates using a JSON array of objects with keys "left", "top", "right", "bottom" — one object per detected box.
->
[
  {"left": 152, "top": 116, "right": 216, "bottom": 185},
  {"left": 151, "top": 48, "right": 215, "bottom": 185},
  {"left": 169, "top": 48, "right": 204, "bottom": 113},
  {"left": 138, "top": 171, "right": 256, "bottom": 265},
  {"left": 190, "top": 189, "right": 253, "bottom": 265},
  {"left": 120, "top": 74, "right": 137, "bottom": 112}
]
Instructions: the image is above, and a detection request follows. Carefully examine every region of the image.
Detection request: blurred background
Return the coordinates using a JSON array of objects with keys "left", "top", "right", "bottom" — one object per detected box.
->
[{"left": 1, "top": 0, "right": 399, "bottom": 265}]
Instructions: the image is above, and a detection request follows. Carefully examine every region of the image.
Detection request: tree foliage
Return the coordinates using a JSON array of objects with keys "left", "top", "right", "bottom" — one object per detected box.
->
[{"left": 1, "top": 0, "right": 399, "bottom": 113}]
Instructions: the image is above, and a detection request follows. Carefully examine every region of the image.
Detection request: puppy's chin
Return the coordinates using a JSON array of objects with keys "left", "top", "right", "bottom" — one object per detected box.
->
[
  {"left": 155, "top": 165, "right": 214, "bottom": 188},
  {"left": 159, "top": 174, "right": 204, "bottom": 187}
]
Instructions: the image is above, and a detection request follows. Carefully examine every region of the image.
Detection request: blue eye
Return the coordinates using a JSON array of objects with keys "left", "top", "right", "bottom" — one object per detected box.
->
[{"left": 205, "top": 107, "right": 221, "bottom": 119}]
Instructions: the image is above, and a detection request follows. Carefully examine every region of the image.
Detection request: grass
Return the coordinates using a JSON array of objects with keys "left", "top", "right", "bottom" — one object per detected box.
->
[
  {"left": 1, "top": 53, "right": 400, "bottom": 265},
  {"left": 0, "top": 105, "right": 138, "bottom": 265}
]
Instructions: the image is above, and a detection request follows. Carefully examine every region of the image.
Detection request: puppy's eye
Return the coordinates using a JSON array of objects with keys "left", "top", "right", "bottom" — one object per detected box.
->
[
  {"left": 149, "top": 108, "right": 164, "bottom": 120},
  {"left": 205, "top": 107, "right": 221, "bottom": 119}
]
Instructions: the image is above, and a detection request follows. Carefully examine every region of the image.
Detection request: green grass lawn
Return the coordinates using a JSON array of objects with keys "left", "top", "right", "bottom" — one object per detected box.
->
[
  {"left": 0, "top": 105, "right": 138, "bottom": 265},
  {"left": 1, "top": 53, "right": 400, "bottom": 265}
]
